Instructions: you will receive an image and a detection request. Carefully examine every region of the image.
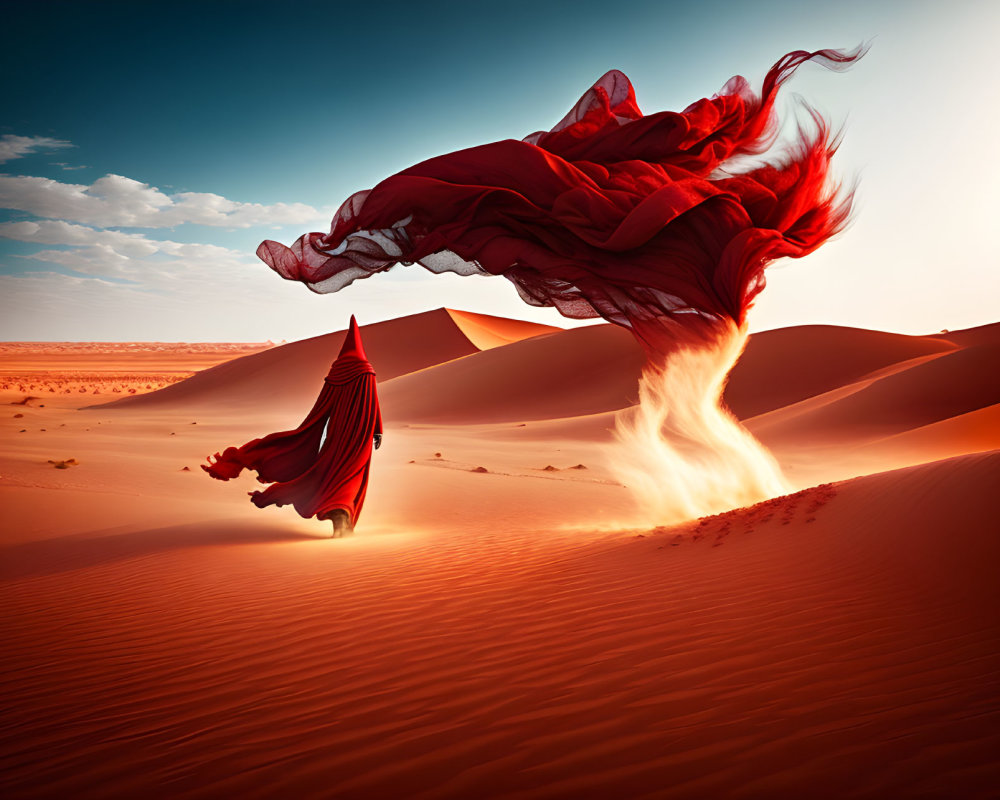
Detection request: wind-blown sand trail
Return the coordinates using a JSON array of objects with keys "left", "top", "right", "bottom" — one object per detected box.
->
[{"left": 1, "top": 309, "right": 998, "bottom": 798}]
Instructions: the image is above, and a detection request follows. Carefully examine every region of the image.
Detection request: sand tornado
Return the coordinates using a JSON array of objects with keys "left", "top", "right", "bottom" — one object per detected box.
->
[
  {"left": 611, "top": 324, "right": 789, "bottom": 525},
  {"left": 253, "top": 46, "right": 866, "bottom": 522}
]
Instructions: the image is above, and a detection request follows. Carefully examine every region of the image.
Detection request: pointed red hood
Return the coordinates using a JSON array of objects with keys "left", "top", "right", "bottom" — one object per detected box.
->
[
  {"left": 337, "top": 315, "right": 368, "bottom": 361},
  {"left": 326, "top": 315, "right": 375, "bottom": 384}
]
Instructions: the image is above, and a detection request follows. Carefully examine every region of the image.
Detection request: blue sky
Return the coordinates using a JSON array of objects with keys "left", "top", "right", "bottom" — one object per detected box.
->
[{"left": 2, "top": 0, "right": 997, "bottom": 340}]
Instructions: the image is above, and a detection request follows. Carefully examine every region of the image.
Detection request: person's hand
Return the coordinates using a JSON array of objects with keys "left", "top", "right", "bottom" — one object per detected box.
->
[{"left": 373, "top": 433, "right": 382, "bottom": 450}]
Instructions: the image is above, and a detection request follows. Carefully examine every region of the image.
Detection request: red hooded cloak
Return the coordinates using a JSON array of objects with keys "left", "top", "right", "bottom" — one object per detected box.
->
[{"left": 202, "top": 316, "right": 382, "bottom": 526}]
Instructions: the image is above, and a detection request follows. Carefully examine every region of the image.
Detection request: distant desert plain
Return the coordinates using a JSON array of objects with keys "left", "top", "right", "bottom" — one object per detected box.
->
[{"left": 1, "top": 308, "right": 998, "bottom": 798}]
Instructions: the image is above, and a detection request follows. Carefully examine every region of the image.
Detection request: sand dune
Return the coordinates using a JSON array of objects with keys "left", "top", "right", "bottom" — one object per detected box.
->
[
  {"left": 753, "top": 342, "right": 1000, "bottom": 445},
  {"left": 1, "top": 450, "right": 996, "bottom": 798},
  {"left": 380, "top": 324, "right": 644, "bottom": 424},
  {"left": 937, "top": 320, "right": 1000, "bottom": 348},
  {"left": 97, "top": 309, "right": 557, "bottom": 412},
  {"left": 724, "top": 325, "right": 955, "bottom": 419},
  {"left": 445, "top": 308, "right": 561, "bottom": 350},
  {"left": 379, "top": 323, "right": 965, "bottom": 425},
  {"left": 860, "top": 403, "right": 1000, "bottom": 465}
]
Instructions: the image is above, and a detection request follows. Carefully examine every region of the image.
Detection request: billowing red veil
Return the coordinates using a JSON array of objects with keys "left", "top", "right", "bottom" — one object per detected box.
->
[
  {"left": 203, "top": 316, "right": 382, "bottom": 525},
  {"left": 257, "top": 47, "right": 865, "bottom": 355}
]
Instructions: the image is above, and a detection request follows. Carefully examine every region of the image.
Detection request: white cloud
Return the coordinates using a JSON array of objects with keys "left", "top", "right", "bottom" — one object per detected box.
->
[
  {"left": 0, "top": 220, "right": 262, "bottom": 305},
  {"left": 0, "top": 219, "right": 161, "bottom": 256},
  {"left": 25, "top": 243, "right": 250, "bottom": 280},
  {"left": 1, "top": 219, "right": 252, "bottom": 275},
  {"left": 0, "top": 173, "right": 326, "bottom": 228},
  {"left": 0, "top": 135, "right": 74, "bottom": 164}
]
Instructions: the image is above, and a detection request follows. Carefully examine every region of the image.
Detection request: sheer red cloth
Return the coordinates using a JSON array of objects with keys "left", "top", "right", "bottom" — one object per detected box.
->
[
  {"left": 202, "top": 316, "right": 382, "bottom": 525},
  {"left": 258, "top": 46, "right": 865, "bottom": 354}
]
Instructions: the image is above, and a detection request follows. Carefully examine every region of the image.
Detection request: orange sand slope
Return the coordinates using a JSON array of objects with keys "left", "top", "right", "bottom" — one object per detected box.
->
[
  {"left": 1, "top": 451, "right": 997, "bottom": 798},
  {"left": 724, "top": 325, "right": 957, "bottom": 419},
  {"left": 750, "top": 341, "right": 1000, "bottom": 444},
  {"left": 382, "top": 324, "right": 644, "bottom": 424}
]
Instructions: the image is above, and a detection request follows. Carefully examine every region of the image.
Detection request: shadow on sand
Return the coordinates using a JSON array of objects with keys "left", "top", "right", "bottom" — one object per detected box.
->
[{"left": 0, "top": 520, "right": 321, "bottom": 582}]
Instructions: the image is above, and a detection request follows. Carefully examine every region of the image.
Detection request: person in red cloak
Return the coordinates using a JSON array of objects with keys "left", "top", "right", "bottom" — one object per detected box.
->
[{"left": 202, "top": 316, "right": 382, "bottom": 537}]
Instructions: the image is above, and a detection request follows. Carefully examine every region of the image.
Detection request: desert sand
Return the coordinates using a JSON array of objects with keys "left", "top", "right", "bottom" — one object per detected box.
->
[
  {"left": 1, "top": 308, "right": 998, "bottom": 798},
  {"left": 0, "top": 341, "right": 275, "bottom": 408}
]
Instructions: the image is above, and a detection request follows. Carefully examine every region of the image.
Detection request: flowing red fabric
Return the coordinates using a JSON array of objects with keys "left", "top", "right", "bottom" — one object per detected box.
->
[
  {"left": 258, "top": 47, "right": 865, "bottom": 354},
  {"left": 202, "top": 316, "right": 382, "bottom": 525}
]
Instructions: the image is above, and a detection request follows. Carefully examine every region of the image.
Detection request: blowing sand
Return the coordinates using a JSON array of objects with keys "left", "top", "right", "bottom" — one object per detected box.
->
[{"left": 1, "top": 309, "right": 997, "bottom": 798}]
